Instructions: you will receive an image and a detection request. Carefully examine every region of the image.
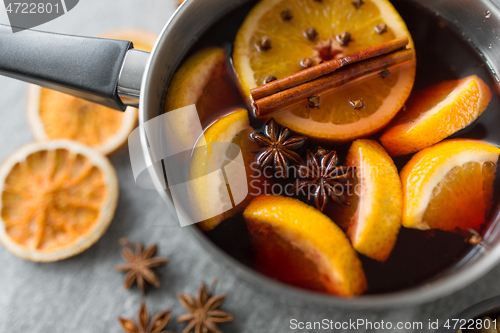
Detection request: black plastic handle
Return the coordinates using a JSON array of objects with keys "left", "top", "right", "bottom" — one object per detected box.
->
[{"left": 0, "top": 24, "right": 132, "bottom": 110}]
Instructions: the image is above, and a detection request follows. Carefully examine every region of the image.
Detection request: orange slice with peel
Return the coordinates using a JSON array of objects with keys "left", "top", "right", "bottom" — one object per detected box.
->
[
  {"left": 400, "top": 139, "right": 500, "bottom": 231},
  {"left": 26, "top": 28, "right": 157, "bottom": 155},
  {"left": 165, "top": 47, "right": 245, "bottom": 151},
  {"left": 233, "top": 0, "right": 416, "bottom": 142},
  {"left": 243, "top": 195, "right": 367, "bottom": 296},
  {"left": 381, "top": 75, "right": 492, "bottom": 156},
  {"left": 0, "top": 140, "right": 118, "bottom": 262},
  {"left": 327, "top": 139, "right": 402, "bottom": 262},
  {"left": 189, "top": 109, "right": 264, "bottom": 231}
]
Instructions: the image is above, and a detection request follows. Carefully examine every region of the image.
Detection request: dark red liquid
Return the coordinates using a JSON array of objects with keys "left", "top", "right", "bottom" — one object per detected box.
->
[{"left": 176, "top": 0, "right": 500, "bottom": 294}]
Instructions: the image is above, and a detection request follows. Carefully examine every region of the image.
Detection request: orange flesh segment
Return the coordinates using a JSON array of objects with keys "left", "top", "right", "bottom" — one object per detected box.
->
[
  {"left": 288, "top": 69, "right": 399, "bottom": 125},
  {"left": 241, "top": 0, "right": 403, "bottom": 87},
  {"left": 325, "top": 175, "right": 360, "bottom": 232},
  {"left": 2, "top": 149, "right": 107, "bottom": 252},
  {"left": 249, "top": 223, "right": 328, "bottom": 292},
  {"left": 165, "top": 47, "right": 245, "bottom": 127},
  {"left": 400, "top": 139, "right": 500, "bottom": 231},
  {"left": 195, "top": 58, "right": 245, "bottom": 127},
  {"left": 422, "top": 161, "right": 497, "bottom": 231},
  {"left": 243, "top": 195, "right": 367, "bottom": 296},
  {"left": 326, "top": 139, "right": 402, "bottom": 262}
]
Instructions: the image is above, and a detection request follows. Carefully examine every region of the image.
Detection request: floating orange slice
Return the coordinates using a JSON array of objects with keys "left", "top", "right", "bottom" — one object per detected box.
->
[
  {"left": 243, "top": 195, "right": 367, "bottom": 296},
  {"left": 401, "top": 139, "right": 500, "bottom": 231},
  {"left": 189, "top": 109, "right": 260, "bottom": 231},
  {"left": 26, "top": 28, "right": 157, "bottom": 155},
  {"left": 381, "top": 75, "right": 492, "bottom": 156},
  {"left": 164, "top": 47, "right": 245, "bottom": 151},
  {"left": 233, "top": 0, "right": 416, "bottom": 142},
  {"left": 327, "top": 139, "right": 402, "bottom": 262},
  {"left": 0, "top": 140, "right": 118, "bottom": 262}
]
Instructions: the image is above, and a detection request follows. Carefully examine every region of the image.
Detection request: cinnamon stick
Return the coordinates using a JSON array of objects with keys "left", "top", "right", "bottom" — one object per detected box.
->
[
  {"left": 253, "top": 48, "right": 414, "bottom": 117},
  {"left": 250, "top": 36, "right": 409, "bottom": 101}
]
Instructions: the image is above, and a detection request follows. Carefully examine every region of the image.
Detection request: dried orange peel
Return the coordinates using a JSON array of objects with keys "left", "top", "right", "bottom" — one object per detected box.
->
[
  {"left": 26, "top": 28, "right": 157, "bottom": 155},
  {"left": 0, "top": 140, "right": 118, "bottom": 262}
]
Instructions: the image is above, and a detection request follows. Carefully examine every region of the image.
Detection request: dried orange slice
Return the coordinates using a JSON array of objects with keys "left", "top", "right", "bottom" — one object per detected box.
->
[
  {"left": 26, "top": 28, "right": 157, "bottom": 155},
  {"left": 400, "top": 139, "right": 500, "bottom": 231},
  {"left": 381, "top": 75, "right": 492, "bottom": 156},
  {"left": 233, "top": 0, "right": 416, "bottom": 142},
  {"left": 243, "top": 195, "right": 367, "bottom": 296},
  {"left": 327, "top": 139, "right": 402, "bottom": 262},
  {"left": 0, "top": 140, "right": 118, "bottom": 262}
]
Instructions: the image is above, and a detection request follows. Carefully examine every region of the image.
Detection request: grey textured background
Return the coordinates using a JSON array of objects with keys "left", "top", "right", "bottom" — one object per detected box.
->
[{"left": 1, "top": 1, "right": 500, "bottom": 332}]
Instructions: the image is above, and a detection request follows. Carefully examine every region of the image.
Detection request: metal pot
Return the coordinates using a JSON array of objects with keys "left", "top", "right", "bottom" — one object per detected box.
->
[{"left": 1, "top": 0, "right": 500, "bottom": 308}]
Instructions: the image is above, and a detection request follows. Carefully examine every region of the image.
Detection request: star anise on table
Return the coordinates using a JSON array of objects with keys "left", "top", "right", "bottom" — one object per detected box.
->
[
  {"left": 115, "top": 238, "right": 168, "bottom": 294},
  {"left": 292, "top": 147, "right": 353, "bottom": 211},
  {"left": 119, "top": 301, "right": 174, "bottom": 333},
  {"left": 177, "top": 280, "right": 233, "bottom": 333},
  {"left": 250, "top": 118, "right": 306, "bottom": 178}
]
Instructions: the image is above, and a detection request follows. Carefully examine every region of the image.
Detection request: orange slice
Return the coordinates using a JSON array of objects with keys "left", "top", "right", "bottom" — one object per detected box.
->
[
  {"left": 381, "top": 75, "right": 492, "bottom": 156},
  {"left": 243, "top": 195, "right": 367, "bottom": 296},
  {"left": 189, "top": 109, "right": 263, "bottom": 231},
  {"left": 400, "top": 139, "right": 500, "bottom": 231},
  {"left": 164, "top": 47, "right": 245, "bottom": 150},
  {"left": 233, "top": 0, "right": 416, "bottom": 142},
  {"left": 0, "top": 140, "right": 118, "bottom": 262},
  {"left": 327, "top": 139, "right": 402, "bottom": 262},
  {"left": 26, "top": 28, "right": 157, "bottom": 155}
]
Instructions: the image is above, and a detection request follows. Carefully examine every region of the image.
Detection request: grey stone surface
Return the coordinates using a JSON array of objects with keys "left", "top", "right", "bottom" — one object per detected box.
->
[{"left": 1, "top": 1, "right": 500, "bottom": 332}]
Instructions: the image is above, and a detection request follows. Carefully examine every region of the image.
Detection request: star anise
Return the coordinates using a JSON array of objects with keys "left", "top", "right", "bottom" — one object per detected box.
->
[
  {"left": 119, "top": 301, "right": 174, "bottom": 333},
  {"left": 115, "top": 238, "right": 168, "bottom": 294},
  {"left": 292, "top": 147, "right": 353, "bottom": 211},
  {"left": 177, "top": 280, "right": 233, "bottom": 333},
  {"left": 250, "top": 118, "right": 306, "bottom": 178}
]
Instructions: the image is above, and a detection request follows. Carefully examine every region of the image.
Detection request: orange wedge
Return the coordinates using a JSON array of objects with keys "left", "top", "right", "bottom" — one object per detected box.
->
[
  {"left": 164, "top": 47, "right": 245, "bottom": 151},
  {"left": 243, "top": 195, "right": 367, "bottom": 296},
  {"left": 381, "top": 75, "right": 492, "bottom": 156},
  {"left": 26, "top": 28, "right": 157, "bottom": 155},
  {"left": 0, "top": 140, "right": 118, "bottom": 262},
  {"left": 401, "top": 139, "right": 500, "bottom": 231},
  {"left": 189, "top": 109, "right": 264, "bottom": 231},
  {"left": 233, "top": 0, "right": 416, "bottom": 142},
  {"left": 327, "top": 140, "right": 402, "bottom": 262}
]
